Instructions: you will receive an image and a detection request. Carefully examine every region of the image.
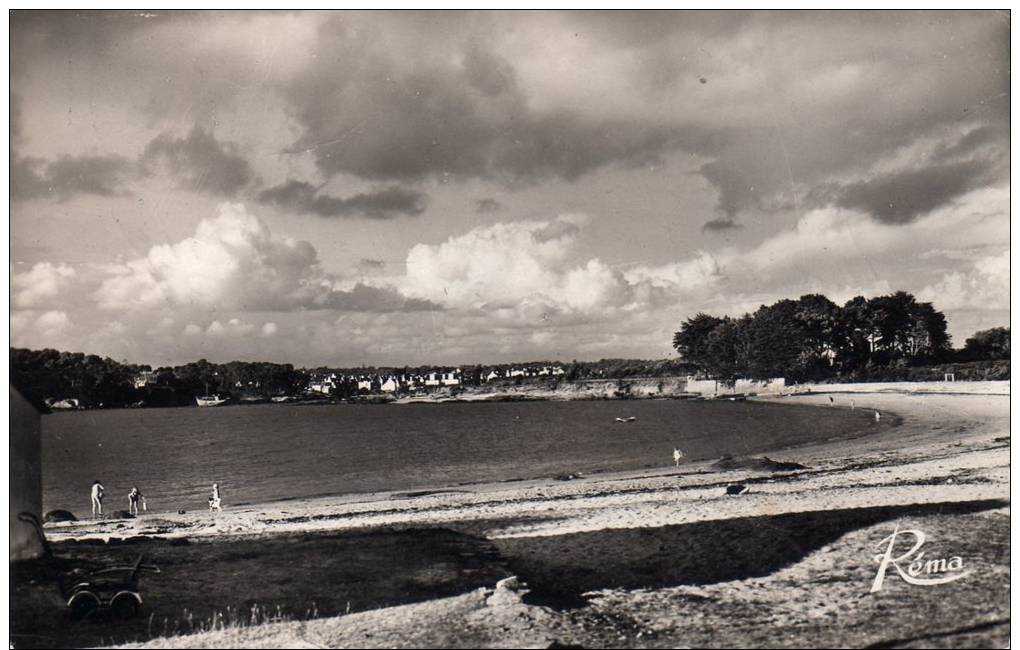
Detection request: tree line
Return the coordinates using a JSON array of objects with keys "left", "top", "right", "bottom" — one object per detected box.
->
[
  {"left": 9, "top": 350, "right": 306, "bottom": 409},
  {"left": 9, "top": 305, "right": 1008, "bottom": 409},
  {"left": 672, "top": 291, "right": 1007, "bottom": 382}
]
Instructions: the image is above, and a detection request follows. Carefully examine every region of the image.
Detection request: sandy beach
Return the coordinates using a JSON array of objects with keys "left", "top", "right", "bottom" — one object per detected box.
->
[{"left": 13, "top": 381, "right": 1010, "bottom": 648}]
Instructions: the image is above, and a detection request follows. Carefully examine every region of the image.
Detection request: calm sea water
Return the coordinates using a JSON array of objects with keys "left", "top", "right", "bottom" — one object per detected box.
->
[{"left": 41, "top": 399, "right": 879, "bottom": 515}]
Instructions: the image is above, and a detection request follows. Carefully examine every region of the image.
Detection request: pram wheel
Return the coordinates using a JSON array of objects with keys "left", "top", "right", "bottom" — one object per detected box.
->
[
  {"left": 68, "top": 591, "right": 99, "bottom": 620},
  {"left": 111, "top": 592, "right": 142, "bottom": 619}
]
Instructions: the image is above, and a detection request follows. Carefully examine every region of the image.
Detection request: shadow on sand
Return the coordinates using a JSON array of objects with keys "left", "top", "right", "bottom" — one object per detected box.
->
[
  {"left": 10, "top": 499, "right": 1005, "bottom": 647},
  {"left": 493, "top": 499, "right": 1006, "bottom": 608},
  {"left": 10, "top": 528, "right": 510, "bottom": 649}
]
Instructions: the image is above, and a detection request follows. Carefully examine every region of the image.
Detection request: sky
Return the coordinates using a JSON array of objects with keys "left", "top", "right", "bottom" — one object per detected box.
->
[{"left": 9, "top": 10, "right": 1010, "bottom": 368}]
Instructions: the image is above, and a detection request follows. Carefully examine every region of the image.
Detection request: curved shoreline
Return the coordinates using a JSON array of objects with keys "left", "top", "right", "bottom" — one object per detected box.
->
[
  {"left": 43, "top": 382, "right": 1007, "bottom": 544},
  {"left": 21, "top": 382, "right": 1008, "bottom": 649},
  {"left": 41, "top": 396, "right": 887, "bottom": 520}
]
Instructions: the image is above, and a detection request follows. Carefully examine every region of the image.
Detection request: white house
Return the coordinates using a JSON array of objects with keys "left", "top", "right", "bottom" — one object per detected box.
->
[
  {"left": 133, "top": 371, "right": 157, "bottom": 388},
  {"left": 536, "top": 366, "right": 565, "bottom": 376},
  {"left": 425, "top": 371, "right": 461, "bottom": 387},
  {"left": 484, "top": 369, "right": 502, "bottom": 382},
  {"left": 442, "top": 371, "right": 461, "bottom": 386},
  {"left": 308, "top": 373, "right": 338, "bottom": 395},
  {"left": 380, "top": 376, "right": 400, "bottom": 392},
  {"left": 308, "top": 381, "right": 332, "bottom": 395}
]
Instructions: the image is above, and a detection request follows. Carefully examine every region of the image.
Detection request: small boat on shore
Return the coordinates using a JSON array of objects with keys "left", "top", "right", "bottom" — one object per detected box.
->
[
  {"left": 195, "top": 395, "right": 229, "bottom": 407},
  {"left": 47, "top": 398, "right": 81, "bottom": 410}
]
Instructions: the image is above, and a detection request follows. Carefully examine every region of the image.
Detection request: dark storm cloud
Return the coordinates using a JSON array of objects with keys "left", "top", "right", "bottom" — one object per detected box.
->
[
  {"left": 141, "top": 126, "right": 254, "bottom": 196},
  {"left": 277, "top": 11, "right": 1007, "bottom": 220},
  {"left": 10, "top": 156, "right": 49, "bottom": 200},
  {"left": 258, "top": 180, "right": 427, "bottom": 219},
  {"left": 47, "top": 155, "right": 134, "bottom": 198},
  {"left": 13, "top": 123, "right": 256, "bottom": 201},
  {"left": 11, "top": 10, "right": 168, "bottom": 77},
  {"left": 702, "top": 218, "right": 743, "bottom": 233},
  {"left": 834, "top": 159, "right": 999, "bottom": 225},
  {"left": 688, "top": 14, "right": 1008, "bottom": 222},
  {"left": 12, "top": 153, "right": 133, "bottom": 200},
  {"left": 284, "top": 18, "right": 686, "bottom": 186},
  {"left": 806, "top": 123, "right": 1009, "bottom": 224},
  {"left": 11, "top": 11, "right": 1010, "bottom": 228},
  {"left": 325, "top": 283, "right": 442, "bottom": 312}
]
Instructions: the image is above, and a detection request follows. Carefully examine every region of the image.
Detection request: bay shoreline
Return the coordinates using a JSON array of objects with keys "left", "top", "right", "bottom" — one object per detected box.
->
[{"left": 19, "top": 381, "right": 1010, "bottom": 648}]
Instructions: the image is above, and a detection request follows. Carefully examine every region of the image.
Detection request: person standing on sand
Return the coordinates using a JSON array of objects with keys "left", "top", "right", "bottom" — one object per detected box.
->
[
  {"left": 91, "top": 480, "right": 105, "bottom": 517},
  {"left": 128, "top": 486, "right": 146, "bottom": 515},
  {"left": 209, "top": 483, "right": 222, "bottom": 512},
  {"left": 673, "top": 448, "right": 685, "bottom": 467}
]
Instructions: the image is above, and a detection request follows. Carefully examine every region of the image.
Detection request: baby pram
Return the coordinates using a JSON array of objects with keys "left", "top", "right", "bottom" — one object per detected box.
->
[{"left": 18, "top": 512, "right": 160, "bottom": 620}]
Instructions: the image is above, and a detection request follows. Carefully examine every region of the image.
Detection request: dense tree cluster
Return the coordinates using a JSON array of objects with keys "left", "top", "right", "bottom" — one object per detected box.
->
[
  {"left": 672, "top": 291, "right": 957, "bottom": 382},
  {"left": 10, "top": 349, "right": 306, "bottom": 409},
  {"left": 560, "top": 358, "right": 697, "bottom": 381},
  {"left": 10, "top": 349, "right": 146, "bottom": 409},
  {"left": 959, "top": 327, "right": 1010, "bottom": 362}
]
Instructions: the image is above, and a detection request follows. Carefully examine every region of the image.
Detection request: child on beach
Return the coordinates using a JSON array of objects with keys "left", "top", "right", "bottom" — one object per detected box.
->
[
  {"left": 673, "top": 448, "right": 685, "bottom": 467},
  {"left": 128, "top": 486, "right": 147, "bottom": 515},
  {"left": 209, "top": 483, "right": 222, "bottom": 512},
  {"left": 91, "top": 480, "right": 105, "bottom": 517}
]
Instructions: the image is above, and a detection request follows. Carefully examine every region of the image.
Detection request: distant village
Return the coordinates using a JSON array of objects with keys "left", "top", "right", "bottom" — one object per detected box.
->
[
  {"left": 301, "top": 365, "right": 567, "bottom": 396},
  {"left": 14, "top": 347, "right": 657, "bottom": 410},
  {"left": 120, "top": 364, "right": 571, "bottom": 403}
]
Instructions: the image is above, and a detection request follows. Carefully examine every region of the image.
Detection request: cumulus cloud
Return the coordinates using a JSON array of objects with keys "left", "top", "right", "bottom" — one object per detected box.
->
[
  {"left": 36, "top": 310, "right": 71, "bottom": 335},
  {"left": 258, "top": 180, "right": 426, "bottom": 218},
  {"left": 918, "top": 250, "right": 1009, "bottom": 312},
  {"left": 11, "top": 262, "right": 77, "bottom": 308},
  {"left": 207, "top": 318, "right": 256, "bottom": 337},
  {"left": 141, "top": 126, "right": 254, "bottom": 196},
  {"left": 95, "top": 203, "right": 440, "bottom": 312},
  {"left": 11, "top": 309, "right": 73, "bottom": 348},
  {"left": 7, "top": 12, "right": 1011, "bottom": 365},
  {"left": 401, "top": 214, "right": 719, "bottom": 318},
  {"left": 391, "top": 185, "right": 1006, "bottom": 352}
]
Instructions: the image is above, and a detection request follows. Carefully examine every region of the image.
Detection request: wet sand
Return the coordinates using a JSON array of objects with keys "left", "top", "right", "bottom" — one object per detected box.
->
[{"left": 12, "top": 382, "right": 1010, "bottom": 648}]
